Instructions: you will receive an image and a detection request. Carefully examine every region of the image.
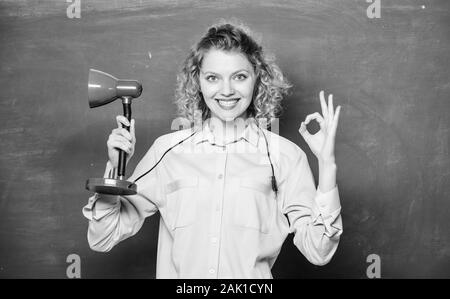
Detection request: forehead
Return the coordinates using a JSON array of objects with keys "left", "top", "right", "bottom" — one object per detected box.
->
[{"left": 201, "top": 49, "right": 253, "bottom": 73}]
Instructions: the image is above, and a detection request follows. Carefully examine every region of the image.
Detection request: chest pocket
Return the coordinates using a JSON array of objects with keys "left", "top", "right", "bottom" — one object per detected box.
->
[
  {"left": 165, "top": 177, "right": 199, "bottom": 230},
  {"left": 233, "top": 177, "right": 276, "bottom": 234}
]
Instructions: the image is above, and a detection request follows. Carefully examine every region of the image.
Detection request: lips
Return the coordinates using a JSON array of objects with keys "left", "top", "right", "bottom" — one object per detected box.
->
[{"left": 215, "top": 98, "right": 240, "bottom": 108}]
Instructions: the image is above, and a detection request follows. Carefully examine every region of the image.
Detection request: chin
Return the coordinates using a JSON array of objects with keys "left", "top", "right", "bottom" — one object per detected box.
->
[{"left": 218, "top": 113, "right": 244, "bottom": 122}]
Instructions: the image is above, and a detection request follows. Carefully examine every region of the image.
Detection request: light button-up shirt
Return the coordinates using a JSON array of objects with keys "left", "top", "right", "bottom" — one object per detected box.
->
[{"left": 83, "top": 118, "right": 342, "bottom": 278}]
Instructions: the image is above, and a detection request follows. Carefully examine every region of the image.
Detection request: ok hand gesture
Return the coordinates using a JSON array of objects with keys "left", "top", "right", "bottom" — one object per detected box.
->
[{"left": 299, "top": 91, "right": 341, "bottom": 164}]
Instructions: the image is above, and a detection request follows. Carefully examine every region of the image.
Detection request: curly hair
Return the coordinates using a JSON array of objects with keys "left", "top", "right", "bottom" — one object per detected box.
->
[{"left": 174, "top": 20, "right": 292, "bottom": 128}]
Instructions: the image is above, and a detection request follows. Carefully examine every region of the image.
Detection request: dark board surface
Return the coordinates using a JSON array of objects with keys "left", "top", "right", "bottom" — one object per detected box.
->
[{"left": 0, "top": 0, "right": 449, "bottom": 278}]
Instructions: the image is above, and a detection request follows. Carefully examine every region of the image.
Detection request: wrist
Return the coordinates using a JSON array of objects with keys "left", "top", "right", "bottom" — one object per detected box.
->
[
  {"left": 318, "top": 161, "right": 337, "bottom": 193},
  {"left": 318, "top": 157, "right": 336, "bottom": 169}
]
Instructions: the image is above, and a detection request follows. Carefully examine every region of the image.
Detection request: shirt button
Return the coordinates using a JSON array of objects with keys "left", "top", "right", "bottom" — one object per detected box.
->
[
  {"left": 217, "top": 174, "right": 223, "bottom": 179},
  {"left": 209, "top": 268, "right": 215, "bottom": 274}
]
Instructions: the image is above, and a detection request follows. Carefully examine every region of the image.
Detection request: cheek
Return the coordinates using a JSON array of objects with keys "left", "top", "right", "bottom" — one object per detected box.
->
[
  {"left": 240, "top": 81, "right": 256, "bottom": 98},
  {"left": 200, "top": 82, "right": 217, "bottom": 99}
]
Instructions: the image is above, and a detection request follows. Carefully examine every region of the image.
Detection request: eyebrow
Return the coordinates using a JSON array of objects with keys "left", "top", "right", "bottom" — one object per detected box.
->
[{"left": 200, "top": 69, "right": 250, "bottom": 76}]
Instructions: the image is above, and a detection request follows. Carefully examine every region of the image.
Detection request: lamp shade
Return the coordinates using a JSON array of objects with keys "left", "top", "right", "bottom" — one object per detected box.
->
[{"left": 88, "top": 69, "right": 142, "bottom": 108}]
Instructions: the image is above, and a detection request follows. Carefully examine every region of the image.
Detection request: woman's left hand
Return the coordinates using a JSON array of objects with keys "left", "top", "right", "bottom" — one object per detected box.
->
[{"left": 299, "top": 90, "right": 341, "bottom": 164}]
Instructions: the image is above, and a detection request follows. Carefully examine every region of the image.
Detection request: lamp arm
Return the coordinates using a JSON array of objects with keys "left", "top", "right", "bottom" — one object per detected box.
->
[{"left": 118, "top": 97, "right": 132, "bottom": 179}]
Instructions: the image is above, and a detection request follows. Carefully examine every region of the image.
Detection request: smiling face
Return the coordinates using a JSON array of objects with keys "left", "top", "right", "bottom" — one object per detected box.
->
[{"left": 199, "top": 49, "right": 256, "bottom": 123}]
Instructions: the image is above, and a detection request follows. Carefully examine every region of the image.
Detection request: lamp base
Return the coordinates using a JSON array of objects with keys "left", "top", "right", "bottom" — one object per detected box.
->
[{"left": 86, "top": 178, "right": 137, "bottom": 195}]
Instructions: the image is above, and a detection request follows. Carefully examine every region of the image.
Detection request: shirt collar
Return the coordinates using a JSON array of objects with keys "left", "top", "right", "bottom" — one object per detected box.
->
[{"left": 193, "top": 118, "right": 260, "bottom": 148}]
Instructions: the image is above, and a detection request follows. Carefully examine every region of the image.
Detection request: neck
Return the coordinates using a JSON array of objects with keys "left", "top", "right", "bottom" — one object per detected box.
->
[{"left": 206, "top": 116, "right": 251, "bottom": 144}]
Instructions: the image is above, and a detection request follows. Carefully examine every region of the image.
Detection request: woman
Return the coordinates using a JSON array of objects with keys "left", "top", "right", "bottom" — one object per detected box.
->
[{"left": 83, "top": 21, "right": 342, "bottom": 279}]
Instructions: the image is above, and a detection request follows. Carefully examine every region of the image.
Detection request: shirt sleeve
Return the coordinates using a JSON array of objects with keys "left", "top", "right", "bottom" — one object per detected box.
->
[
  {"left": 280, "top": 149, "right": 343, "bottom": 266},
  {"left": 82, "top": 139, "right": 162, "bottom": 252}
]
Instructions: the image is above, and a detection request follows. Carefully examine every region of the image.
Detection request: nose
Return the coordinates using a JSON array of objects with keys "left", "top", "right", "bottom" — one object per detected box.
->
[{"left": 220, "top": 79, "right": 235, "bottom": 97}]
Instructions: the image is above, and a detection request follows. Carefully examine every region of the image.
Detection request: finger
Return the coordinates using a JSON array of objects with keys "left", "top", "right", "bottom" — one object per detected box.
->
[
  {"left": 120, "top": 128, "right": 133, "bottom": 141},
  {"left": 112, "top": 127, "right": 133, "bottom": 142},
  {"left": 108, "top": 135, "right": 131, "bottom": 144},
  {"left": 114, "top": 140, "right": 133, "bottom": 154},
  {"left": 330, "top": 105, "right": 341, "bottom": 135},
  {"left": 109, "top": 134, "right": 133, "bottom": 146},
  {"left": 319, "top": 90, "right": 328, "bottom": 121},
  {"left": 298, "top": 122, "right": 311, "bottom": 142},
  {"left": 304, "top": 112, "right": 326, "bottom": 130},
  {"left": 328, "top": 94, "right": 334, "bottom": 123},
  {"left": 108, "top": 139, "right": 132, "bottom": 154},
  {"left": 116, "top": 115, "right": 130, "bottom": 129},
  {"left": 130, "top": 119, "right": 136, "bottom": 143}
]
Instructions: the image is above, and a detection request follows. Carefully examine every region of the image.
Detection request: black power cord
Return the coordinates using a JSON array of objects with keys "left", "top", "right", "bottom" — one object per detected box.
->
[
  {"left": 130, "top": 130, "right": 198, "bottom": 186},
  {"left": 130, "top": 125, "right": 278, "bottom": 197}
]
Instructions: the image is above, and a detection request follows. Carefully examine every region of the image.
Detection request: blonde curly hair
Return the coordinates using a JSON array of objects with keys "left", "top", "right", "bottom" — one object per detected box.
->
[{"left": 174, "top": 20, "right": 292, "bottom": 128}]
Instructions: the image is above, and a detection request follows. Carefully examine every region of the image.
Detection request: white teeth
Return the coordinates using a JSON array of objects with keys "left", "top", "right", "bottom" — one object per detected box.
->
[
  {"left": 219, "top": 100, "right": 238, "bottom": 106},
  {"left": 217, "top": 99, "right": 239, "bottom": 107}
]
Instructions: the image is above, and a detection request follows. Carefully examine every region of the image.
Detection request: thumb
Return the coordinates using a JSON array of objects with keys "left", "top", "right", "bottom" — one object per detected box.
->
[{"left": 298, "top": 122, "right": 311, "bottom": 142}]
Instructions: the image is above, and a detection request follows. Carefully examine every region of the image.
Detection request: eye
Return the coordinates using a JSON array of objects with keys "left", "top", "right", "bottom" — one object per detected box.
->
[
  {"left": 205, "top": 75, "right": 218, "bottom": 82},
  {"left": 234, "top": 73, "right": 248, "bottom": 81}
]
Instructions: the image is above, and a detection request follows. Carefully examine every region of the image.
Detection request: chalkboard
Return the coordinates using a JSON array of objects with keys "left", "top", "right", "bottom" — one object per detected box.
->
[{"left": 0, "top": 0, "right": 449, "bottom": 278}]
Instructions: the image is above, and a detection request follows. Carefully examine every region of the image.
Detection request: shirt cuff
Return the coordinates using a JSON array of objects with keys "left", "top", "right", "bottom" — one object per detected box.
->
[
  {"left": 311, "top": 186, "right": 342, "bottom": 237},
  {"left": 82, "top": 193, "right": 119, "bottom": 221},
  {"left": 315, "top": 185, "right": 341, "bottom": 217}
]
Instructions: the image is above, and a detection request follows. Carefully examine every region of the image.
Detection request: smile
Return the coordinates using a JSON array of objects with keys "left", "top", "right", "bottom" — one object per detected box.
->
[{"left": 215, "top": 98, "right": 240, "bottom": 110}]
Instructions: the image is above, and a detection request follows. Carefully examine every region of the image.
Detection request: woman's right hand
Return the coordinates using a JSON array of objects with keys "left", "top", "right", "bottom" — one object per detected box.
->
[{"left": 107, "top": 115, "right": 136, "bottom": 169}]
